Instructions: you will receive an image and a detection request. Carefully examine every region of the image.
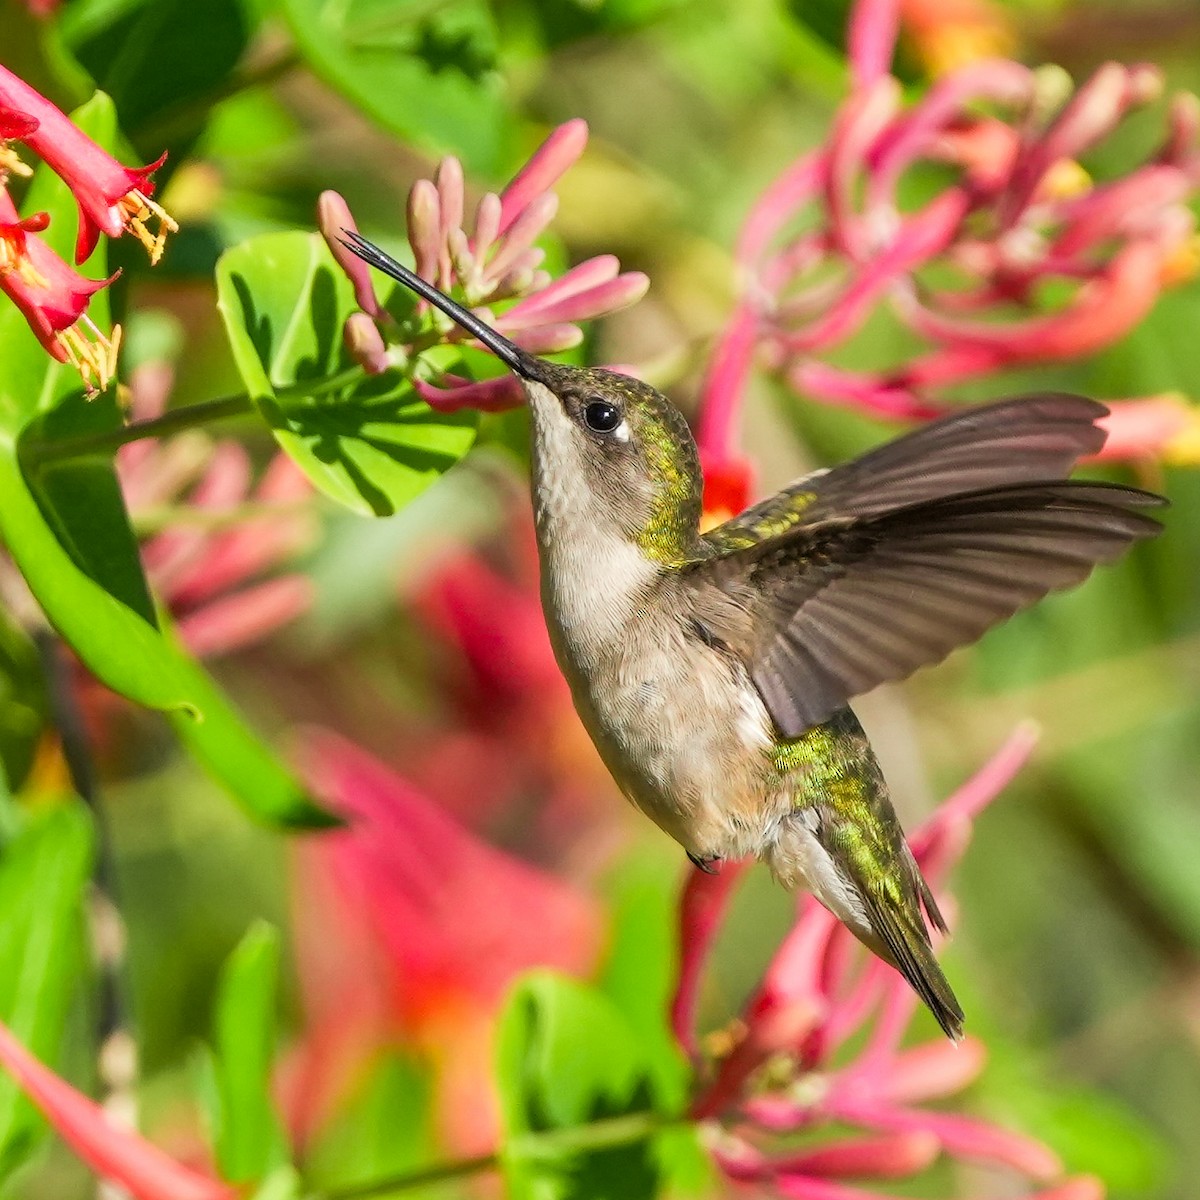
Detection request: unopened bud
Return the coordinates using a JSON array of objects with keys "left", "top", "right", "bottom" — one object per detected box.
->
[{"left": 343, "top": 312, "right": 391, "bottom": 375}]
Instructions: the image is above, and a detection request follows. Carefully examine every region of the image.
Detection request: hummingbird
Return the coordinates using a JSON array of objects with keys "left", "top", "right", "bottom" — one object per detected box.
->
[{"left": 342, "top": 230, "right": 1165, "bottom": 1039}]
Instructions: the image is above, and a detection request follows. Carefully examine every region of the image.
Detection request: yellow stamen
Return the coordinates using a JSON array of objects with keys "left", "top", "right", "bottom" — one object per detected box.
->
[
  {"left": 1160, "top": 233, "right": 1200, "bottom": 287},
  {"left": 1164, "top": 408, "right": 1200, "bottom": 465},
  {"left": 916, "top": 24, "right": 1016, "bottom": 78},
  {"left": 699, "top": 505, "right": 736, "bottom": 534},
  {"left": 116, "top": 189, "right": 178, "bottom": 266},
  {"left": 0, "top": 234, "right": 49, "bottom": 289},
  {"left": 0, "top": 142, "right": 32, "bottom": 179},
  {"left": 57, "top": 318, "right": 122, "bottom": 397},
  {"left": 1039, "top": 159, "right": 1092, "bottom": 203}
]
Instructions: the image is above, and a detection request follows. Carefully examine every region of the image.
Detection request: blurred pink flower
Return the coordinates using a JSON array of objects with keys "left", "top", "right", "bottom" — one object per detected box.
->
[
  {"left": 698, "top": 0, "right": 1200, "bottom": 474},
  {"left": 676, "top": 725, "right": 1103, "bottom": 1199},
  {"left": 0, "top": 64, "right": 176, "bottom": 264},
  {"left": 116, "top": 360, "right": 316, "bottom": 658},
  {"left": 287, "top": 730, "right": 605, "bottom": 1155},
  {"left": 319, "top": 122, "right": 648, "bottom": 410},
  {"left": 0, "top": 1019, "right": 233, "bottom": 1200}
]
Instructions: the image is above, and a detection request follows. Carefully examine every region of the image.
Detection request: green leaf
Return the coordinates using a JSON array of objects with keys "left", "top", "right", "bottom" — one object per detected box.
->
[
  {"left": 278, "top": 0, "right": 506, "bottom": 173},
  {"left": 496, "top": 972, "right": 661, "bottom": 1200},
  {"left": 57, "top": 0, "right": 257, "bottom": 156},
  {"left": 0, "top": 801, "right": 93, "bottom": 1181},
  {"left": 208, "top": 922, "right": 289, "bottom": 1184},
  {"left": 0, "top": 611, "right": 46, "bottom": 795},
  {"left": 0, "top": 96, "right": 329, "bottom": 830},
  {"left": 216, "top": 231, "right": 477, "bottom": 517},
  {"left": 598, "top": 851, "right": 690, "bottom": 1114}
]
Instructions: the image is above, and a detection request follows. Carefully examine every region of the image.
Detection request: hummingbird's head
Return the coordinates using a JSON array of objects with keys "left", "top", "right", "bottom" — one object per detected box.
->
[{"left": 341, "top": 232, "right": 704, "bottom": 563}]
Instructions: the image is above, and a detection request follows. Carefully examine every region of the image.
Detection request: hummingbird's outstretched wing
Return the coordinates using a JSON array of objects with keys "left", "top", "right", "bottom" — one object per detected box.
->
[
  {"left": 706, "top": 393, "right": 1110, "bottom": 552},
  {"left": 691, "top": 400, "right": 1165, "bottom": 737}
]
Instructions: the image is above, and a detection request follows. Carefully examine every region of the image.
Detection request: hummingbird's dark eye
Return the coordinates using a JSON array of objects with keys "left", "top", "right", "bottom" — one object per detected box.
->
[{"left": 583, "top": 399, "right": 622, "bottom": 433}]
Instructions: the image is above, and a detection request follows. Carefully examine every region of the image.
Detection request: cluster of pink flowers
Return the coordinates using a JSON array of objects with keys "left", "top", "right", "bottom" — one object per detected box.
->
[
  {"left": 319, "top": 120, "right": 648, "bottom": 412},
  {"left": 115, "top": 357, "right": 315, "bottom": 659},
  {"left": 677, "top": 725, "right": 1101, "bottom": 1200},
  {"left": 697, "top": 0, "right": 1200, "bottom": 496},
  {"left": 0, "top": 66, "right": 175, "bottom": 392}
]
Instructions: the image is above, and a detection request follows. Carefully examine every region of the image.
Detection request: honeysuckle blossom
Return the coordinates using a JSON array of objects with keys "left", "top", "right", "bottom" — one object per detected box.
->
[
  {"left": 319, "top": 121, "right": 648, "bottom": 411},
  {"left": 0, "top": 183, "right": 119, "bottom": 393},
  {"left": 0, "top": 1019, "right": 233, "bottom": 1200},
  {"left": 0, "top": 65, "right": 176, "bottom": 264},
  {"left": 288, "top": 730, "right": 604, "bottom": 1154},
  {"left": 676, "top": 725, "right": 1104, "bottom": 1199},
  {"left": 697, "top": 0, "right": 1200, "bottom": 485}
]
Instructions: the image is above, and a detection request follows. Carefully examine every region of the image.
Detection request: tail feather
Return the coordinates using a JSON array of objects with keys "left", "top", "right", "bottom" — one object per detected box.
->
[{"left": 859, "top": 885, "right": 964, "bottom": 1041}]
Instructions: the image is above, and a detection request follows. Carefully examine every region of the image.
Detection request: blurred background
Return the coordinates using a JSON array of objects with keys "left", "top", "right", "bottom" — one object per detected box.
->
[{"left": 3, "top": 0, "right": 1200, "bottom": 1195}]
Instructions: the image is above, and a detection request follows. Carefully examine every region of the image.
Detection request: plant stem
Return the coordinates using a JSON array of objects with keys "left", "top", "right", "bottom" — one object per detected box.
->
[
  {"left": 31, "top": 363, "right": 368, "bottom": 465},
  {"left": 317, "top": 1109, "right": 680, "bottom": 1199},
  {"left": 29, "top": 393, "right": 254, "bottom": 464},
  {"left": 320, "top": 1153, "right": 498, "bottom": 1200}
]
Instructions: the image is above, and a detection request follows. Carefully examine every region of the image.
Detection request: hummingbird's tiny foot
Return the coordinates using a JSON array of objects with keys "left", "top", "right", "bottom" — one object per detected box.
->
[{"left": 687, "top": 851, "right": 723, "bottom": 875}]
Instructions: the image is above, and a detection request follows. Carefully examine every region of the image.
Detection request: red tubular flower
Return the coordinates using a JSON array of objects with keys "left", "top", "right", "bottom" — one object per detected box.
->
[
  {"left": 0, "top": 1020, "right": 233, "bottom": 1200},
  {"left": 289, "top": 731, "right": 604, "bottom": 1154},
  {"left": 0, "top": 65, "right": 176, "bottom": 264},
  {"left": 0, "top": 104, "right": 37, "bottom": 177},
  {"left": 0, "top": 184, "right": 118, "bottom": 393},
  {"left": 675, "top": 726, "right": 1098, "bottom": 1199}
]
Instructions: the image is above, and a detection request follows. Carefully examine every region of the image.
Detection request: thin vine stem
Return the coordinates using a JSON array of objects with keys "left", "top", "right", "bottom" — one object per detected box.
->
[
  {"left": 29, "top": 364, "right": 368, "bottom": 465},
  {"left": 315, "top": 1110, "right": 682, "bottom": 1200}
]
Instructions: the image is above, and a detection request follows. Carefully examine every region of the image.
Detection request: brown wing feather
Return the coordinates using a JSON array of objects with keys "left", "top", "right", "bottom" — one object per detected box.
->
[
  {"left": 705, "top": 393, "right": 1111, "bottom": 551},
  {"left": 695, "top": 481, "right": 1164, "bottom": 738}
]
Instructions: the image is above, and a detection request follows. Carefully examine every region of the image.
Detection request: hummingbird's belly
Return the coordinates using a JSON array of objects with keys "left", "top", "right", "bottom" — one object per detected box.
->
[{"left": 555, "top": 614, "right": 786, "bottom": 859}]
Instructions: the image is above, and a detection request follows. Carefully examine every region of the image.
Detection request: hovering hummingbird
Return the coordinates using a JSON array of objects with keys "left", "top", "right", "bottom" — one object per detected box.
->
[{"left": 342, "top": 230, "right": 1164, "bottom": 1039}]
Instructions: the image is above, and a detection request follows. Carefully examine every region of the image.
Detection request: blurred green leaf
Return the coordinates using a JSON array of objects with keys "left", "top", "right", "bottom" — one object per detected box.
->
[
  {"left": 496, "top": 971, "right": 661, "bottom": 1200},
  {"left": 0, "top": 801, "right": 92, "bottom": 1181},
  {"left": 303, "top": 1052, "right": 435, "bottom": 1193},
  {"left": 208, "top": 922, "right": 289, "bottom": 1184},
  {"left": 57, "top": 0, "right": 257, "bottom": 157},
  {"left": 0, "top": 612, "right": 46, "bottom": 796},
  {"left": 0, "top": 97, "right": 329, "bottom": 831},
  {"left": 216, "top": 231, "right": 477, "bottom": 517},
  {"left": 166, "top": 640, "right": 338, "bottom": 831},
  {"left": 279, "top": 0, "right": 506, "bottom": 173},
  {"left": 598, "top": 851, "right": 689, "bottom": 1112}
]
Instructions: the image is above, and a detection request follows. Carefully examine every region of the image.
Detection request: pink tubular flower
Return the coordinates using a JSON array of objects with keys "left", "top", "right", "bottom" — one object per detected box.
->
[
  {"left": 288, "top": 730, "right": 604, "bottom": 1154},
  {"left": 0, "top": 1019, "right": 233, "bottom": 1200},
  {"left": 0, "top": 65, "right": 176, "bottom": 264},
  {"left": 698, "top": 0, "right": 1200, "bottom": 468},
  {"left": 116, "top": 359, "right": 316, "bottom": 657},
  {"left": 0, "top": 184, "right": 119, "bottom": 393},
  {"left": 675, "top": 725, "right": 1103, "bottom": 1199},
  {"left": 319, "top": 121, "right": 648, "bottom": 412}
]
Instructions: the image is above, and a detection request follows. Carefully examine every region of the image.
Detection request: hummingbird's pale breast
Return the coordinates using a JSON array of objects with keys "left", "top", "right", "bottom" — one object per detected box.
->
[{"left": 525, "top": 377, "right": 789, "bottom": 857}]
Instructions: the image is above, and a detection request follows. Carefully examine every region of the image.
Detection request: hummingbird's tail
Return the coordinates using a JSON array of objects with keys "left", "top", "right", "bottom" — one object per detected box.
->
[
  {"left": 853, "top": 854, "right": 965, "bottom": 1041},
  {"left": 766, "top": 712, "right": 965, "bottom": 1040}
]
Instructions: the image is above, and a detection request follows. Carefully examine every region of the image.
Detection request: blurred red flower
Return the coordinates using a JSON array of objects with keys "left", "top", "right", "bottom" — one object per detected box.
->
[{"left": 287, "top": 730, "right": 605, "bottom": 1155}]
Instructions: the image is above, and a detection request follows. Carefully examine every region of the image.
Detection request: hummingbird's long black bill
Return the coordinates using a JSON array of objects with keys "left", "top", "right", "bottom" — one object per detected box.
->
[{"left": 338, "top": 230, "right": 539, "bottom": 379}]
